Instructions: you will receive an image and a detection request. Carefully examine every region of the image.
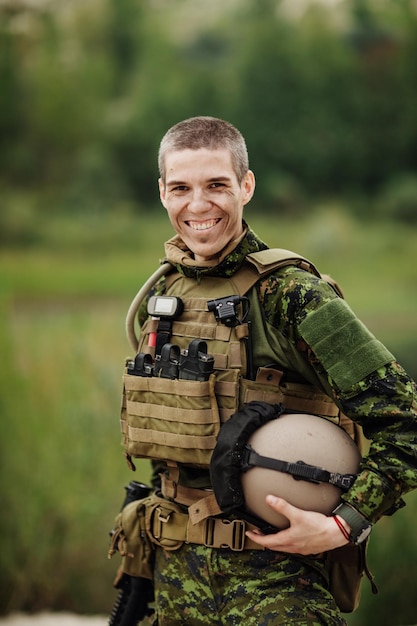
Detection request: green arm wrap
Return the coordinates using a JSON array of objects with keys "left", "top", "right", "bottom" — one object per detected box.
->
[{"left": 299, "top": 298, "right": 394, "bottom": 392}]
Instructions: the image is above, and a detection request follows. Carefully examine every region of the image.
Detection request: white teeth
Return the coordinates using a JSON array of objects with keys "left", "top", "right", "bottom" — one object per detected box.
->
[{"left": 188, "top": 219, "right": 219, "bottom": 231}]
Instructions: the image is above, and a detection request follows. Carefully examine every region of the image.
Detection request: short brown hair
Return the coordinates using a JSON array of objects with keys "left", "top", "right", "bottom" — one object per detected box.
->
[{"left": 158, "top": 116, "right": 249, "bottom": 183}]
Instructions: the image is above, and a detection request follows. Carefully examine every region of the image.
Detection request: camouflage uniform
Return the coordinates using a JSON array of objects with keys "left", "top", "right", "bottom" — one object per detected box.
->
[
  {"left": 138, "top": 224, "right": 417, "bottom": 625},
  {"left": 154, "top": 544, "right": 345, "bottom": 625}
]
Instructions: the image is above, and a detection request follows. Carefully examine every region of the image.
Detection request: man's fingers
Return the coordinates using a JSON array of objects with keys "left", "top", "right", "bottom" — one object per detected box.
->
[{"left": 265, "top": 495, "right": 294, "bottom": 519}]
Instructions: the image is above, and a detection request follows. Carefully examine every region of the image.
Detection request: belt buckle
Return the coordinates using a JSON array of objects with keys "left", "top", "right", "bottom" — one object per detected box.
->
[
  {"left": 153, "top": 506, "right": 173, "bottom": 540},
  {"left": 205, "top": 518, "right": 246, "bottom": 551}
]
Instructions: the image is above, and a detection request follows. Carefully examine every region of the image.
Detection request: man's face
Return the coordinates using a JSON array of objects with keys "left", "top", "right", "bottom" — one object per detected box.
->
[{"left": 159, "top": 148, "right": 255, "bottom": 263}]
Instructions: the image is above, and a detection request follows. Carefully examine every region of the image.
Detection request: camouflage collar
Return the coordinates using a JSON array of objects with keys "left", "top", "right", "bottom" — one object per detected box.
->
[{"left": 164, "top": 224, "right": 269, "bottom": 280}]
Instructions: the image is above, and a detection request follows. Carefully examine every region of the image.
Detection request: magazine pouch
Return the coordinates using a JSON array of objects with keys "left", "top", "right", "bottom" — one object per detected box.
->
[{"left": 121, "top": 371, "right": 221, "bottom": 467}]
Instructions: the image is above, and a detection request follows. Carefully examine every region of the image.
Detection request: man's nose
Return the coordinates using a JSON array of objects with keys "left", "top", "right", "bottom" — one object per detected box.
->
[{"left": 188, "top": 188, "right": 211, "bottom": 212}]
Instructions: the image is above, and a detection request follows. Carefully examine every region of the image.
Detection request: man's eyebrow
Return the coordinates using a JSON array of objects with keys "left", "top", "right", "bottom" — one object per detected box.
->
[
  {"left": 166, "top": 179, "right": 187, "bottom": 187},
  {"left": 207, "top": 176, "right": 233, "bottom": 183},
  {"left": 166, "top": 175, "right": 233, "bottom": 187}
]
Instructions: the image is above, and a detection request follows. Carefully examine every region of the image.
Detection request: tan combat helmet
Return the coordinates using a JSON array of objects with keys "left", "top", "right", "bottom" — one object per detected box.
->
[{"left": 241, "top": 412, "right": 361, "bottom": 529}]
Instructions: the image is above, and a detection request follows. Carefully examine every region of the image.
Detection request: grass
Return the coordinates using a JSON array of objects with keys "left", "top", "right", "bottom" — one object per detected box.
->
[
  {"left": 1, "top": 209, "right": 417, "bottom": 622},
  {"left": 0, "top": 295, "right": 151, "bottom": 614}
]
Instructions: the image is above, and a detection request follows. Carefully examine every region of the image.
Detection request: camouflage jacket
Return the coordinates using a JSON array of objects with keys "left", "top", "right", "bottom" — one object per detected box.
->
[{"left": 140, "top": 224, "right": 417, "bottom": 524}]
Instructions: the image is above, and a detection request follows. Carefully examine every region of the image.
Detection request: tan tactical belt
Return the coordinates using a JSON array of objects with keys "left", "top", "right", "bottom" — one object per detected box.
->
[
  {"left": 145, "top": 478, "right": 263, "bottom": 551},
  {"left": 149, "top": 498, "right": 264, "bottom": 552},
  {"left": 161, "top": 473, "right": 213, "bottom": 506}
]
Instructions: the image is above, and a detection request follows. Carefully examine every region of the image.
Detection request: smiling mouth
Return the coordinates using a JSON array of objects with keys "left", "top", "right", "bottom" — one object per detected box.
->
[{"left": 186, "top": 218, "right": 221, "bottom": 231}]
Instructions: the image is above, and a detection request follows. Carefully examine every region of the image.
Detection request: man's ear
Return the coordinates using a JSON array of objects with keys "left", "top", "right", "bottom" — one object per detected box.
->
[
  {"left": 242, "top": 170, "right": 256, "bottom": 206},
  {"left": 158, "top": 178, "right": 168, "bottom": 209}
]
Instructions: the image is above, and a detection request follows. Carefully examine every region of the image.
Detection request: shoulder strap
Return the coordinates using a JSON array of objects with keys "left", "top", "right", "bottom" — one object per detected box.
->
[
  {"left": 248, "top": 248, "right": 321, "bottom": 276},
  {"left": 231, "top": 248, "right": 321, "bottom": 297}
]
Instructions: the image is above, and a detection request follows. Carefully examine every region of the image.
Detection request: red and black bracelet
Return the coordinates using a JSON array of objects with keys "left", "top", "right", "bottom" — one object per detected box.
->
[{"left": 333, "top": 515, "right": 351, "bottom": 542}]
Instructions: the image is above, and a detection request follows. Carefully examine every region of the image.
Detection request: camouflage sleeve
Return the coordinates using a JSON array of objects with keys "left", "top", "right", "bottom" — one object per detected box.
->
[{"left": 259, "top": 266, "right": 417, "bottom": 523}]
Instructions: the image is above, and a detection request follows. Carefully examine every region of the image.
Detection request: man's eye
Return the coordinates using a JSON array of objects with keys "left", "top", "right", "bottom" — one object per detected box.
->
[
  {"left": 172, "top": 185, "right": 188, "bottom": 192},
  {"left": 209, "top": 182, "right": 225, "bottom": 189}
]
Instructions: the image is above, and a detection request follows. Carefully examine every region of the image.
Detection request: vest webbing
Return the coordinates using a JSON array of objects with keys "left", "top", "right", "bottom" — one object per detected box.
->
[{"left": 121, "top": 248, "right": 358, "bottom": 471}]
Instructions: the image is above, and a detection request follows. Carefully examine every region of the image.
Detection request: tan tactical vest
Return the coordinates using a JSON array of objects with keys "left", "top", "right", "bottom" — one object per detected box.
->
[{"left": 120, "top": 249, "right": 357, "bottom": 469}]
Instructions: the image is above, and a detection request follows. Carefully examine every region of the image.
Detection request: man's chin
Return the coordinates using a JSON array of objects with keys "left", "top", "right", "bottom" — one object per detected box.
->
[
  {"left": 191, "top": 245, "right": 222, "bottom": 263},
  {"left": 185, "top": 238, "right": 219, "bottom": 261}
]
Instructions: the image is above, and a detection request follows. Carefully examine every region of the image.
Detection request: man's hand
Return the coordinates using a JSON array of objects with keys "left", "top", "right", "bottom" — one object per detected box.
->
[{"left": 245, "top": 495, "right": 350, "bottom": 555}]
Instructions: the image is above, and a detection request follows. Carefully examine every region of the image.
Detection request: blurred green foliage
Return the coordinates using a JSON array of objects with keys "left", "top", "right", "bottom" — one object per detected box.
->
[{"left": 1, "top": 0, "right": 417, "bottom": 239}]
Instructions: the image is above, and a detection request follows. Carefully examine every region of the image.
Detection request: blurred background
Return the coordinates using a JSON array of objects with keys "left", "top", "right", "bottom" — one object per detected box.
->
[{"left": 1, "top": 0, "right": 417, "bottom": 624}]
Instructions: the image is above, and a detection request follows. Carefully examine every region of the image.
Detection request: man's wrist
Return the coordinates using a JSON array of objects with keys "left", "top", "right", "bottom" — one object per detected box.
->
[
  {"left": 332, "top": 503, "right": 372, "bottom": 545},
  {"left": 332, "top": 514, "right": 351, "bottom": 542}
]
